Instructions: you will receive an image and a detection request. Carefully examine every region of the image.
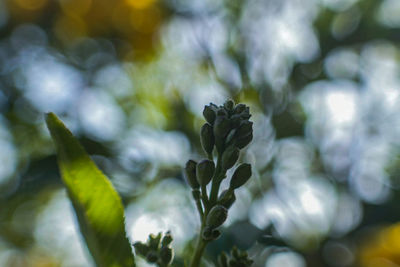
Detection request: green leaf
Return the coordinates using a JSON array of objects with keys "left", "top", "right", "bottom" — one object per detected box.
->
[{"left": 45, "top": 113, "right": 135, "bottom": 267}]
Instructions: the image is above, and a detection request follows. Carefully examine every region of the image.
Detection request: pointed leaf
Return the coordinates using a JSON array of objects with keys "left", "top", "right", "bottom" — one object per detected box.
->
[{"left": 45, "top": 113, "right": 135, "bottom": 267}]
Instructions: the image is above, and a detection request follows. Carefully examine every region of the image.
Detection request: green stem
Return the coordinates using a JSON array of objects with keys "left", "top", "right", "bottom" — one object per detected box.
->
[
  {"left": 190, "top": 235, "right": 208, "bottom": 267},
  {"left": 201, "top": 184, "right": 209, "bottom": 209},
  {"left": 209, "top": 155, "right": 225, "bottom": 204},
  {"left": 195, "top": 198, "right": 204, "bottom": 219}
]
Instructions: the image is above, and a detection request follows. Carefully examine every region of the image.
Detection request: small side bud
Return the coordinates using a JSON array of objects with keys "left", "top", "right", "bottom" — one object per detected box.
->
[
  {"left": 202, "top": 226, "right": 213, "bottom": 241},
  {"left": 214, "top": 116, "right": 231, "bottom": 138},
  {"left": 160, "top": 247, "right": 174, "bottom": 265},
  {"left": 212, "top": 229, "right": 221, "bottom": 240},
  {"left": 196, "top": 159, "right": 215, "bottom": 186},
  {"left": 206, "top": 205, "right": 228, "bottom": 229},
  {"left": 218, "top": 190, "right": 236, "bottom": 209},
  {"left": 200, "top": 123, "right": 215, "bottom": 154},
  {"left": 184, "top": 160, "right": 199, "bottom": 189},
  {"left": 230, "top": 163, "right": 252, "bottom": 189},
  {"left": 221, "top": 146, "right": 240, "bottom": 170},
  {"left": 148, "top": 233, "right": 162, "bottom": 250},
  {"left": 161, "top": 231, "right": 173, "bottom": 247},
  {"left": 218, "top": 252, "right": 229, "bottom": 267},
  {"left": 203, "top": 104, "right": 217, "bottom": 124}
]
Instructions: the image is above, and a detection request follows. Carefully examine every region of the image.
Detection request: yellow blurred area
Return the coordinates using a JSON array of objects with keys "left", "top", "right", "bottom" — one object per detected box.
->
[
  {"left": 130, "top": 6, "right": 162, "bottom": 34},
  {"left": 54, "top": 15, "right": 87, "bottom": 44},
  {"left": 125, "top": 0, "right": 157, "bottom": 10},
  {"left": 359, "top": 223, "right": 400, "bottom": 267},
  {"left": 14, "top": 0, "right": 48, "bottom": 10},
  {"left": 7, "top": 0, "right": 163, "bottom": 55},
  {"left": 59, "top": 0, "right": 92, "bottom": 17}
]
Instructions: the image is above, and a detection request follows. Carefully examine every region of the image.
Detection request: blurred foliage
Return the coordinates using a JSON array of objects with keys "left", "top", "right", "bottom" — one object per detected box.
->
[{"left": 1, "top": 0, "right": 400, "bottom": 266}]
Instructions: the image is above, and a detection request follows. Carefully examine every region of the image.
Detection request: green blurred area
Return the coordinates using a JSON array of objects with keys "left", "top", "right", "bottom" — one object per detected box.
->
[{"left": 1, "top": 0, "right": 400, "bottom": 266}]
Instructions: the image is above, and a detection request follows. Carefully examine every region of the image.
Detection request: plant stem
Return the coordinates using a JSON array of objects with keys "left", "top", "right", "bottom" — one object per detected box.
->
[
  {"left": 195, "top": 198, "right": 204, "bottom": 219},
  {"left": 190, "top": 215, "right": 209, "bottom": 267},
  {"left": 201, "top": 184, "right": 209, "bottom": 209},
  {"left": 209, "top": 155, "right": 224, "bottom": 204}
]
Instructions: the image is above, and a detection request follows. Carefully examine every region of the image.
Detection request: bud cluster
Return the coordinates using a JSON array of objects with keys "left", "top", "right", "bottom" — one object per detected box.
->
[
  {"left": 133, "top": 232, "right": 174, "bottom": 267},
  {"left": 202, "top": 100, "right": 253, "bottom": 155},
  {"left": 218, "top": 247, "right": 254, "bottom": 267},
  {"left": 185, "top": 100, "right": 254, "bottom": 266},
  {"left": 184, "top": 100, "right": 253, "bottom": 245}
]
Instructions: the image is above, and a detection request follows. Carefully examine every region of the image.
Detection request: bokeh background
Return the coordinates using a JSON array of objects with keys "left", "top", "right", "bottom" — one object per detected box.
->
[{"left": 1, "top": 0, "right": 400, "bottom": 266}]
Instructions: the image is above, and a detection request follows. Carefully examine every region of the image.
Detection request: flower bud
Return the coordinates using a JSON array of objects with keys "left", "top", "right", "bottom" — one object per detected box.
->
[
  {"left": 200, "top": 123, "right": 214, "bottom": 154},
  {"left": 160, "top": 247, "right": 174, "bottom": 265},
  {"left": 218, "top": 190, "right": 236, "bottom": 209},
  {"left": 133, "top": 242, "right": 149, "bottom": 257},
  {"left": 214, "top": 116, "right": 231, "bottom": 138},
  {"left": 235, "top": 121, "right": 253, "bottom": 139},
  {"left": 202, "top": 226, "right": 213, "bottom": 241},
  {"left": 161, "top": 231, "right": 173, "bottom": 247},
  {"left": 206, "top": 205, "right": 228, "bottom": 229},
  {"left": 224, "top": 99, "right": 235, "bottom": 111},
  {"left": 233, "top": 104, "right": 246, "bottom": 114},
  {"left": 218, "top": 252, "right": 229, "bottom": 267},
  {"left": 203, "top": 104, "right": 217, "bottom": 124},
  {"left": 230, "top": 115, "right": 242, "bottom": 128},
  {"left": 235, "top": 132, "right": 253, "bottom": 149},
  {"left": 221, "top": 146, "right": 240, "bottom": 170},
  {"left": 184, "top": 160, "right": 199, "bottom": 189},
  {"left": 196, "top": 159, "right": 215, "bottom": 186},
  {"left": 230, "top": 163, "right": 252, "bottom": 189},
  {"left": 239, "top": 107, "right": 251, "bottom": 119},
  {"left": 212, "top": 229, "right": 221, "bottom": 240},
  {"left": 148, "top": 233, "right": 162, "bottom": 250}
]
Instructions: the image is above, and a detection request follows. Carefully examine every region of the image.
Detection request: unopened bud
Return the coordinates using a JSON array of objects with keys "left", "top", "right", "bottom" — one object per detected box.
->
[
  {"left": 148, "top": 233, "right": 162, "bottom": 250},
  {"left": 224, "top": 99, "right": 235, "bottom": 111},
  {"left": 233, "top": 104, "right": 246, "bottom": 115},
  {"left": 218, "top": 190, "right": 236, "bottom": 209},
  {"left": 196, "top": 159, "right": 215, "bottom": 186},
  {"left": 235, "top": 132, "right": 253, "bottom": 149},
  {"left": 212, "top": 229, "right": 221, "bottom": 240},
  {"left": 200, "top": 123, "right": 214, "bottom": 154},
  {"left": 235, "top": 121, "right": 253, "bottom": 139},
  {"left": 206, "top": 205, "right": 228, "bottom": 229},
  {"left": 202, "top": 226, "right": 213, "bottom": 241},
  {"left": 230, "top": 163, "right": 252, "bottom": 189},
  {"left": 203, "top": 104, "right": 217, "bottom": 124},
  {"left": 230, "top": 115, "right": 242, "bottom": 128},
  {"left": 219, "top": 252, "right": 229, "bottom": 267},
  {"left": 160, "top": 247, "right": 174, "bottom": 265},
  {"left": 239, "top": 107, "right": 251, "bottom": 119},
  {"left": 214, "top": 116, "right": 231, "bottom": 138},
  {"left": 161, "top": 231, "right": 173, "bottom": 247},
  {"left": 221, "top": 146, "right": 240, "bottom": 170},
  {"left": 184, "top": 160, "right": 199, "bottom": 189}
]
